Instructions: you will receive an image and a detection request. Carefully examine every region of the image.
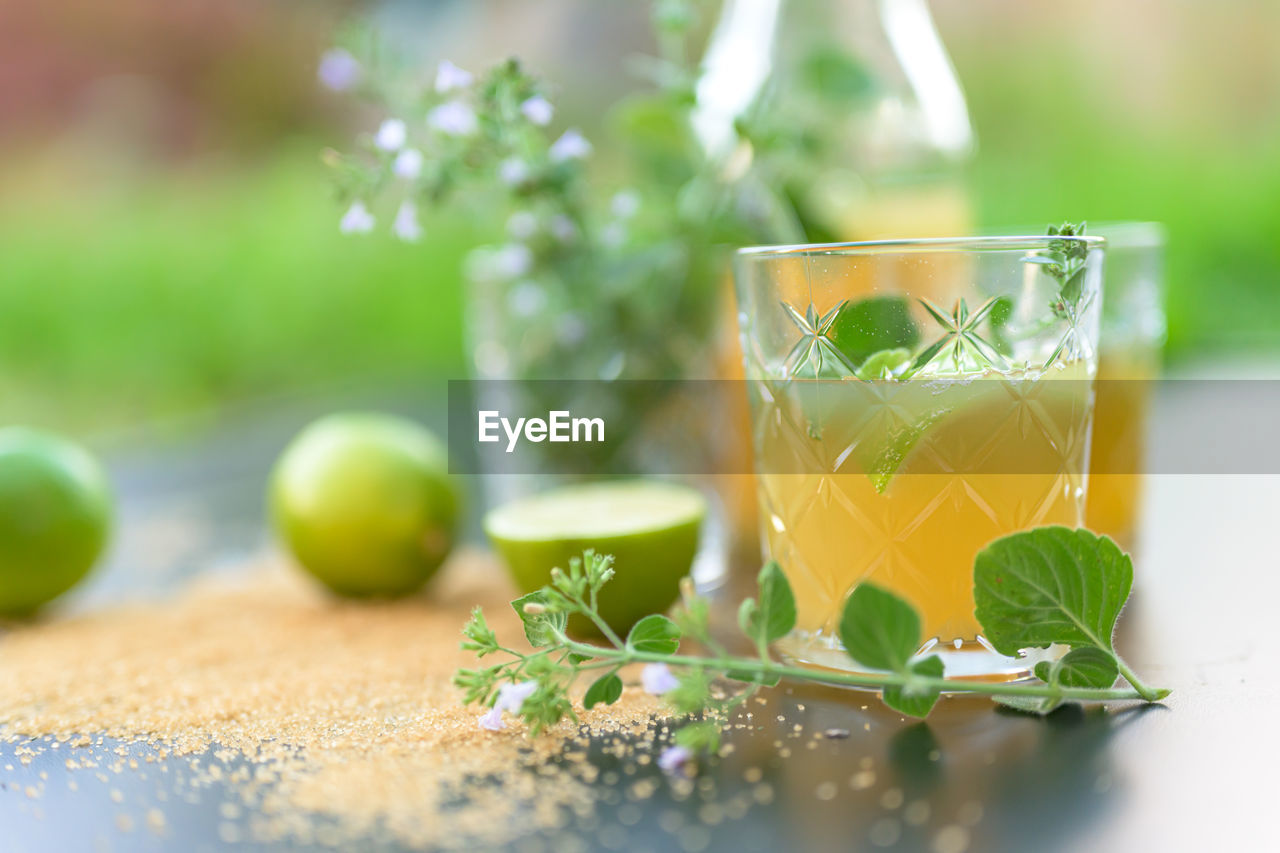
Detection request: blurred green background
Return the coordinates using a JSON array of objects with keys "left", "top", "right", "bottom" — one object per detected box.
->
[{"left": 2, "top": 0, "right": 1278, "bottom": 437}]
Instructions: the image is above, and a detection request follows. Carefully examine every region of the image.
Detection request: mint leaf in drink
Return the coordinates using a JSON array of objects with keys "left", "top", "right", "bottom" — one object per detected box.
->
[
  {"left": 882, "top": 655, "right": 944, "bottom": 717},
  {"left": 626, "top": 614, "right": 682, "bottom": 654},
  {"left": 583, "top": 673, "right": 624, "bottom": 709},
  {"left": 855, "top": 348, "right": 913, "bottom": 380},
  {"left": 746, "top": 561, "right": 797, "bottom": 645},
  {"left": 828, "top": 296, "right": 920, "bottom": 366},
  {"left": 512, "top": 590, "right": 566, "bottom": 647},
  {"left": 973, "top": 526, "right": 1131, "bottom": 657},
  {"left": 838, "top": 583, "right": 921, "bottom": 671}
]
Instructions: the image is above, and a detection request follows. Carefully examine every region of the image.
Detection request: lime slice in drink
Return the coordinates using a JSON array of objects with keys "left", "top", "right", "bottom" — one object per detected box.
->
[{"left": 484, "top": 481, "right": 705, "bottom": 636}]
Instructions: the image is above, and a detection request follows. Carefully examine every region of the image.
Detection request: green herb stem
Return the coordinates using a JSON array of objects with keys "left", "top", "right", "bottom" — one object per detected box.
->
[{"left": 553, "top": 631, "right": 1159, "bottom": 705}]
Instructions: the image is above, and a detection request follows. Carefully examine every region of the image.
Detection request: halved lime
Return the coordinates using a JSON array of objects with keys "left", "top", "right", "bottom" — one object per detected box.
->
[{"left": 484, "top": 481, "right": 705, "bottom": 635}]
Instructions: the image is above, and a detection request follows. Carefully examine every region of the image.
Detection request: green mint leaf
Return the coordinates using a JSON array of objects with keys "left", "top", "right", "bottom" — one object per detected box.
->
[
  {"left": 747, "top": 561, "right": 796, "bottom": 645},
  {"left": 882, "top": 655, "right": 944, "bottom": 717},
  {"left": 994, "top": 693, "right": 1062, "bottom": 715},
  {"left": 1045, "top": 647, "right": 1119, "bottom": 689},
  {"left": 855, "top": 348, "right": 913, "bottom": 380},
  {"left": 627, "top": 614, "right": 682, "bottom": 655},
  {"left": 838, "top": 583, "right": 921, "bottom": 672},
  {"left": 973, "top": 526, "right": 1132, "bottom": 657},
  {"left": 862, "top": 408, "right": 949, "bottom": 494},
  {"left": 511, "top": 591, "right": 567, "bottom": 648},
  {"left": 724, "top": 669, "right": 782, "bottom": 687},
  {"left": 828, "top": 296, "right": 921, "bottom": 366},
  {"left": 583, "top": 673, "right": 624, "bottom": 709},
  {"left": 568, "top": 653, "right": 594, "bottom": 665}
]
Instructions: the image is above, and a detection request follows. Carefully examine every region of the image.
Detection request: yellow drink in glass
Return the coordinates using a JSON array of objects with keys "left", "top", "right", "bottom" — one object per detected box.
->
[{"left": 734, "top": 235, "right": 1105, "bottom": 677}]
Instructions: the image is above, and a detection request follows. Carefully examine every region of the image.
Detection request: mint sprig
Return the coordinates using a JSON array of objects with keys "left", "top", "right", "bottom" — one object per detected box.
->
[{"left": 456, "top": 527, "right": 1168, "bottom": 755}]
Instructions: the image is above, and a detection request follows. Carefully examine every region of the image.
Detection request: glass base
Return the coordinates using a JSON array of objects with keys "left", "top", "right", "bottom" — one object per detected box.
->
[{"left": 775, "top": 633, "right": 1065, "bottom": 685}]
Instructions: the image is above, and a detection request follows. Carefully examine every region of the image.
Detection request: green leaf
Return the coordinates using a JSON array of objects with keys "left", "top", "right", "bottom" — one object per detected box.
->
[
  {"left": 627, "top": 614, "right": 682, "bottom": 655},
  {"left": 973, "top": 526, "right": 1133, "bottom": 657},
  {"left": 747, "top": 562, "right": 796, "bottom": 644},
  {"left": 583, "top": 673, "right": 623, "bottom": 710},
  {"left": 1045, "top": 647, "right": 1119, "bottom": 689},
  {"left": 994, "top": 693, "right": 1062, "bottom": 715},
  {"left": 838, "top": 583, "right": 921, "bottom": 672},
  {"left": 882, "top": 655, "right": 944, "bottom": 717},
  {"left": 568, "top": 653, "right": 594, "bottom": 665},
  {"left": 827, "top": 296, "right": 921, "bottom": 366},
  {"left": 855, "top": 348, "right": 913, "bottom": 380},
  {"left": 511, "top": 591, "right": 567, "bottom": 648}
]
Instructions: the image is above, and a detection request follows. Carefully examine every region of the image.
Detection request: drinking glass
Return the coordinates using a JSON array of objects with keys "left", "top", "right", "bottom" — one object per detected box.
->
[
  {"left": 734, "top": 236, "right": 1105, "bottom": 678},
  {"left": 1084, "top": 223, "right": 1166, "bottom": 555}
]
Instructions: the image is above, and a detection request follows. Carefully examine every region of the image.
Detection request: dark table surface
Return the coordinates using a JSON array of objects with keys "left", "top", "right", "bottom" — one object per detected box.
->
[{"left": 1, "top": 378, "right": 1276, "bottom": 852}]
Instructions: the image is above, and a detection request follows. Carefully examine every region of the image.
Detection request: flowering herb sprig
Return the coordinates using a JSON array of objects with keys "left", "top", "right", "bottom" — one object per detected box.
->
[{"left": 456, "top": 527, "right": 1168, "bottom": 770}]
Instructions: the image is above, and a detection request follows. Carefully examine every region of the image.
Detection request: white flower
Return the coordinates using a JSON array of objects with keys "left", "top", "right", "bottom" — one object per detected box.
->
[
  {"left": 428, "top": 100, "right": 478, "bottom": 136},
  {"left": 549, "top": 129, "right": 591, "bottom": 162},
  {"left": 339, "top": 201, "right": 374, "bottom": 234},
  {"left": 374, "top": 118, "right": 407, "bottom": 152},
  {"left": 641, "top": 663, "right": 680, "bottom": 695},
  {"left": 477, "top": 706, "right": 505, "bottom": 731},
  {"left": 509, "top": 280, "right": 547, "bottom": 317},
  {"left": 558, "top": 314, "right": 586, "bottom": 345},
  {"left": 392, "top": 200, "right": 422, "bottom": 242},
  {"left": 434, "top": 60, "right": 474, "bottom": 93},
  {"left": 520, "top": 95, "right": 554, "bottom": 126},
  {"left": 506, "top": 211, "right": 538, "bottom": 240},
  {"left": 600, "top": 222, "right": 626, "bottom": 248},
  {"left": 610, "top": 190, "right": 640, "bottom": 219},
  {"left": 318, "top": 48, "right": 360, "bottom": 92},
  {"left": 658, "top": 745, "right": 694, "bottom": 775},
  {"left": 549, "top": 215, "right": 577, "bottom": 244},
  {"left": 498, "top": 158, "right": 530, "bottom": 187},
  {"left": 495, "top": 680, "right": 538, "bottom": 714},
  {"left": 492, "top": 244, "right": 533, "bottom": 279},
  {"left": 393, "top": 148, "right": 423, "bottom": 180}
]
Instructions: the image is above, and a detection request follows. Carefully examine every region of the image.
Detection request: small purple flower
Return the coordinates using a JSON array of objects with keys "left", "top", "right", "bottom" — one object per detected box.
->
[
  {"left": 600, "top": 222, "right": 627, "bottom": 248},
  {"left": 318, "top": 48, "right": 361, "bottom": 92},
  {"left": 549, "top": 129, "right": 591, "bottom": 162},
  {"left": 495, "top": 680, "right": 538, "bottom": 714},
  {"left": 610, "top": 190, "right": 640, "bottom": 219},
  {"left": 658, "top": 745, "right": 694, "bottom": 775},
  {"left": 549, "top": 215, "right": 577, "bottom": 244},
  {"left": 428, "top": 101, "right": 478, "bottom": 136},
  {"left": 492, "top": 244, "right": 534, "bottom": 280},
  {"left": 498, "top": 158, "right": 530, "bottom": 187},
  {"left": 642, "top": 663, "right": 680, "bottom": 695},
  {"left": 339, "top": 201, "right": 374, "bottom": 235},
  {"left": 392, "top": 200, "right": 422, "bottom": 243},
  {"left": 506, "top": 211, "right": 538, "bottom": 240},
  {"left": 509, "top": 281, "right": 547, "bottom": 317},
  {"left": 393, "top": 148, "right": 423, "bottom": 180},
  {"left": 434, "top": 60, "right": 474, "bottom": 93},
  {"left": 477, "top": 706, "right": 505, "bottom": 731},
  {"left": 520, "top": 95, "right": 554, "bottom": 127},
  {"left": 375, "top": 118, "right": 407, "bottom": 152}
]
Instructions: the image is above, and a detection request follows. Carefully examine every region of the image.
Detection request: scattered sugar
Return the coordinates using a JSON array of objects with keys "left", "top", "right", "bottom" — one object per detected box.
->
[{"left": 0, "top": 550, "right": 670, "bottom": 849}]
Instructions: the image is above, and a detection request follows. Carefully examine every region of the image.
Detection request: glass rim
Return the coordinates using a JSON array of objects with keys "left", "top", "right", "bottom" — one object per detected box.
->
[
  {"left": 981, "top": 220, "right": 1165, "bottom": 250},
  {"left": 736, "top": 234, "right": 1106, "bottom": 258}
]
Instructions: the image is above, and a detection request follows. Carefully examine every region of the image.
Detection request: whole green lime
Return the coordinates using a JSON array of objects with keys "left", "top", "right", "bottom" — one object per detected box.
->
[
  {"left": 0, "top": 428, "right": 112, "bottom": 616},
  {"left": 270, "top": 414, "right": 461, "bottom": 598},
  {"left": 484, "top": 481, "right": 705, "bottom": 635}
]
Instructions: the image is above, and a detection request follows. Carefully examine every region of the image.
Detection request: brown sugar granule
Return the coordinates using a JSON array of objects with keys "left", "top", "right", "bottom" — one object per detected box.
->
[{"left": 0, "top": 549, "right": 670, "bottom": 849}]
